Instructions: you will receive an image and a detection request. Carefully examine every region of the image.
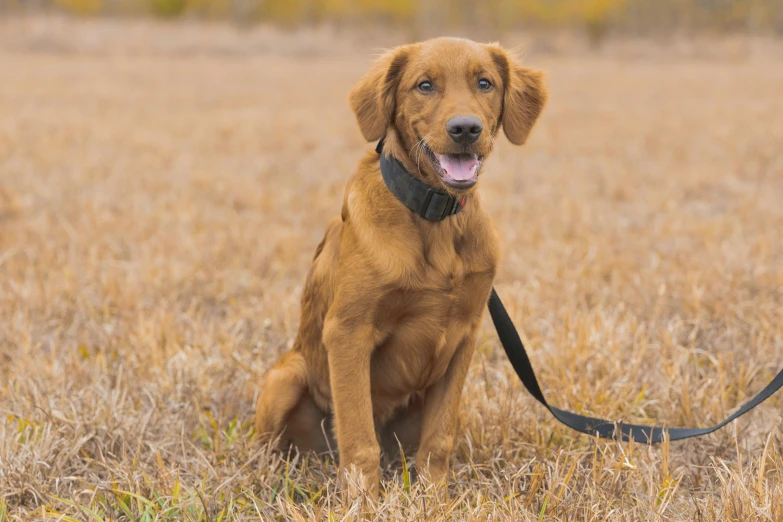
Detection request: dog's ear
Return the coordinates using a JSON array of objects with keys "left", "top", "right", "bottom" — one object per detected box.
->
[
  {"left": 487, "top": 45, "right": 547, "bottom": 146},
  {"left": 349, "top": 46, "right": 411, "bottom": 142}
]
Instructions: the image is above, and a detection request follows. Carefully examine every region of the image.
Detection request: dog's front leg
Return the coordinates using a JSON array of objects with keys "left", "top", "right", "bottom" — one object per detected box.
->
[
  {"left": 416, "top": 327, "right": 479, "bottom": 489},
  {"left": 323, "top": 314, "right": 380, "bottom": 496}
]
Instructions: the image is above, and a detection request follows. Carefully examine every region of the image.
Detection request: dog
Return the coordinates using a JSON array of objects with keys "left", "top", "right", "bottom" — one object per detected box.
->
[{"left": 255, "top": 37, "right": 546, "bottom": 495}]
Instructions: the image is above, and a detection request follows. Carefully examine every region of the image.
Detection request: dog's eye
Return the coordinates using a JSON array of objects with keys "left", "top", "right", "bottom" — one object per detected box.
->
[
  {"left": 417, "top": 81, "right": 434, "bottom": 93},
  {"left": 478, "top": 78, "right": 492, "bottom": 91}
]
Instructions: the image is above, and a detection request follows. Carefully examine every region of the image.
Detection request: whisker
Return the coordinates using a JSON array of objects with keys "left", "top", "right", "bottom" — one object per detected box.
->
[
  {"left": 416, "top": 135, "right": 432, "bottom": 176},
  {"left": 409, "top": 136, "right": 425, "bottom": 161}
]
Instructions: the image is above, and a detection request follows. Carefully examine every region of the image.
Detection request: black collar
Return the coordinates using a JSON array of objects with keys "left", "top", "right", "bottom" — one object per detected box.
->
[{"left": 376, "top": 139, "right": 466, "bottom": 222}]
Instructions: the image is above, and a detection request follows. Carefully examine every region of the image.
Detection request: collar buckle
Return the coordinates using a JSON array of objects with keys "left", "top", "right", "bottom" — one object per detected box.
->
[
  {"left": 441, "top": 194, "right": 457, "bottom": 220},
  {"left": 419, "top": 188, "right": 436, "bottom": 219}
]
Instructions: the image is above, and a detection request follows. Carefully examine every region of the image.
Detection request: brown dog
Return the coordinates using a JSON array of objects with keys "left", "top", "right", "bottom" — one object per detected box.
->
[{"left": 255, "top": 37, "right": 546, "bottom": 494}]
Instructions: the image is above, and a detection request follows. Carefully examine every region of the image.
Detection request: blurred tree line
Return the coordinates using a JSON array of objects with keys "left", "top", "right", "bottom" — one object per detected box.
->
[{"left": 3, "top": 0, "right": 783, "bottom": 41}]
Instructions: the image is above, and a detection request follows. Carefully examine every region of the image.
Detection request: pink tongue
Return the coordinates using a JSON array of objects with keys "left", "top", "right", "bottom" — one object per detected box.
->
[{"left": 435, "top": 154, "right": 479, "bottom": 181}]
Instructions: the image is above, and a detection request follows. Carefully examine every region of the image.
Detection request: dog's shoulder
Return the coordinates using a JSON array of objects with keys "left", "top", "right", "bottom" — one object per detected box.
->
[
  {"left": 458, "top": 200, "right": 501, "bottom": 274},
  {"left": 335, "top": 152, "right": 425, "bottom": 283}
]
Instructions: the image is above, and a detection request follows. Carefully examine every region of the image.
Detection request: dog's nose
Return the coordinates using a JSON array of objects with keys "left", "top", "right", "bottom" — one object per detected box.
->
[{"left": 446, "top": 116, "right": 483, "bottom": 145}]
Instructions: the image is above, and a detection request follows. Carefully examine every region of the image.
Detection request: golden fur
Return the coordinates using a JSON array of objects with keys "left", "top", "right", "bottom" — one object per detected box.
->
[{"left": 255, "top": 37, "right": 547, "bottom": 494}]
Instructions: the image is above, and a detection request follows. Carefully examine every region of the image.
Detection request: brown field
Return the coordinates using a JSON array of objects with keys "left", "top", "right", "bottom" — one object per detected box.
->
[{"left": 2, "top": 17, "right": 783, "bottom": 521}]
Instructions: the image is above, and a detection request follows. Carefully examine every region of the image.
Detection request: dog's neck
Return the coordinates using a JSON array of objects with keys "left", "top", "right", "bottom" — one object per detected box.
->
[{"left": 376, "top": 138, "right": 467, "bottom": 222}]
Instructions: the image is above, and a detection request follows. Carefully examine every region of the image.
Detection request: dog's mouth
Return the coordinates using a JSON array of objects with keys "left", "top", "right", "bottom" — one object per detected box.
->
[{"left": 421, "top": 141, "right": 483, "bottom": 190}]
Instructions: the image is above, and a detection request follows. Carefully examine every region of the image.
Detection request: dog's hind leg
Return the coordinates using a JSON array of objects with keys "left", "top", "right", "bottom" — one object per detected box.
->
[
  {"left": 255, "top": 350, "right": 307, "bottom": 446},
  {"left": 256, "top": 349, "right": 332, "bottom": 453},
  {"left": 380, "top": 393, "right": 423, "bottom": 459},
  {"left": 285, "top": 388, "right": 334, "bottom": 454}
]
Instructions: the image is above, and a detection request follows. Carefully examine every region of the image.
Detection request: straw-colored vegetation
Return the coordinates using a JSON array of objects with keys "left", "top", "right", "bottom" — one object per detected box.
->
[{"left": 1, "top": 17, "right": 783, "bottom": 521}]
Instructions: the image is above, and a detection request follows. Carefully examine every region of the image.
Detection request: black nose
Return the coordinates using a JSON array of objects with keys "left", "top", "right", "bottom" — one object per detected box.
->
[{"left": 446, "top": 115, "right": 483, "bottom": 145}]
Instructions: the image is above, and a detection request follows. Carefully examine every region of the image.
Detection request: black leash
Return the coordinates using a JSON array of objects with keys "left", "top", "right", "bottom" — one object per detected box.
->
[{"left": 488, "top": 288, "right": 783, "bottom": 442}]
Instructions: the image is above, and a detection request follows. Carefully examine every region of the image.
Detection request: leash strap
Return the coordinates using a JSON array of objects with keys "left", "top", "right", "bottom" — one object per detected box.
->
[{"left": 488, "top": 287, "right": 783, "bottom": 442}]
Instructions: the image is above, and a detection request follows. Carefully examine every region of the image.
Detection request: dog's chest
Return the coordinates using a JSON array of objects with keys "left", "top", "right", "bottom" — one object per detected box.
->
[
  {"left": 369, "top": 238, "right": 491, "bottom": 403},
  {"left": 422, "top": 228, "right": 470, "bottom": 286}
]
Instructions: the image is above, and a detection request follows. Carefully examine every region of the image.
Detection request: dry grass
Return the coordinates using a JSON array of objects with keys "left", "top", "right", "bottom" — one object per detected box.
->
[{"left": 2, "top": 17, "right": 783, "bottom": 521}]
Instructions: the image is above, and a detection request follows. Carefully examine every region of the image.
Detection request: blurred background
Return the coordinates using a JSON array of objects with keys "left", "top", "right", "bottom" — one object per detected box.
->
[
  {"left": 2, "top": 0, "right": 783, "bottom": 519},
  {"left": 3, "top": 0, "right": 783, "bottom": 45}
]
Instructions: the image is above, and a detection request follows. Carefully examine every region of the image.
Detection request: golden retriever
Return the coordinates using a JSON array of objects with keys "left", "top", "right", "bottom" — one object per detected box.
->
[{"left": 256, "top": 36, "right": 547, "bottom": 495}]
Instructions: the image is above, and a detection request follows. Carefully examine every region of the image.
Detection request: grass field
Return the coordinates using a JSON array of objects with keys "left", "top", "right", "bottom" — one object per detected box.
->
[{"left": 1, "top": 17, "right": 783, "bottom": 521}]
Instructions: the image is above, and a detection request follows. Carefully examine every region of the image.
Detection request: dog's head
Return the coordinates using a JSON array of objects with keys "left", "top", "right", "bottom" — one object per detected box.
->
[{"left": 350, "top": 37, "right": 547, "bottom": 194}]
